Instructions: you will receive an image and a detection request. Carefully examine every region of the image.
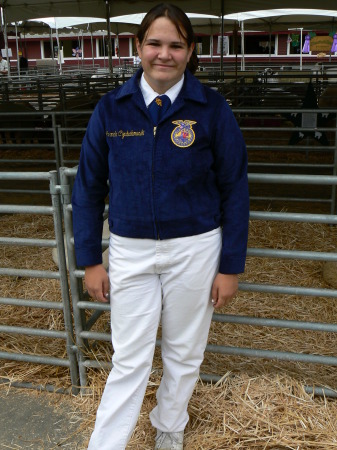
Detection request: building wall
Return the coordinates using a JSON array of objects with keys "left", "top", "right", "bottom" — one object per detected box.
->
[{"left": 6, "top": 29, "right": 337, "bottom": 70}]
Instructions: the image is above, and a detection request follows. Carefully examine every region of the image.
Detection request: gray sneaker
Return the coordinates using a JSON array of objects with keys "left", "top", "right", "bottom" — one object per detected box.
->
[{"left": 154, "top": 430, "right": 184, "bottom": 450}]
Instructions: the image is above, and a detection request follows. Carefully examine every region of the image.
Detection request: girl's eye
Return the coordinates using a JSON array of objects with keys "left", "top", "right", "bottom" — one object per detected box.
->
[{"left": 146, "top": 41, "right": 160, "bottom": 46}]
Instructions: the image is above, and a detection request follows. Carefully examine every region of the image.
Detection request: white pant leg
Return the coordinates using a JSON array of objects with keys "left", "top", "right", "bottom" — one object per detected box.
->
[
  {"left": 88, "top": 235, "right": 162, "bottom": 450},
  {"left": 150, "top": 228, "right": 222, "bottom": 432}
]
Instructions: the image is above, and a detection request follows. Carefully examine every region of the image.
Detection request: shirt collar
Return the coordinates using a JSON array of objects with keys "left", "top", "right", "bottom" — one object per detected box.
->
[
  {"left": 139, "top": 73, "right": 184, "bottom": 107},
  {"left": 116, "top": 68, "right": 207, "bottom": 106}
]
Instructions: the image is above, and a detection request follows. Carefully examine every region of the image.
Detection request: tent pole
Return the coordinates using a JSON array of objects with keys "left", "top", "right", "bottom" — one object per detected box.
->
[
  {"left": 15, "top": 22, "right": 20, "bottom": 77},
  {"left": 300, "top": 27, "right": 303, "bottom": 71},
  {"left": 234, "top": 21, "right": 238, "bottom": 105},
  {"left": 116, "top": 24, "right": 121, "bottom": 66},
  {"left": 90, "top": 24, "right": 95, "bottom": 69},
  {"left": 220, "top": 0, "right": 224, "bottom": 79},
  {"left": 269, "top": 22, "right": 272, "bottom": 63},
  {"left": 105, "top": 0, "right": 113, "bottom": 75},
  {"left": 81, "top": 29, "right": 84, "bottom": 68},
  {"left": 55, "top": 23, "right": 62, "bottom": 74},
  {"left": 240, "top": 20, "right": 245, "bottom": 71},
  {"left": 210, "top": 34, "right": 213, "bottom": 63},
  {"left": 50, "top": 28, "right": 54, "bottom": 60},
  {"left": 103, "top": 33, "right": 106, "bottom": 68},
  {"left": 1, "top": 6, "right": 10, "bottom": 77}
]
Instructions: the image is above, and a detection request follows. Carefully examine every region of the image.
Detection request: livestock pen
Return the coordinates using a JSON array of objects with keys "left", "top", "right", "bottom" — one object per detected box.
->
[{"left": 1, "top": 74, "right": 337, "bottom": 448}]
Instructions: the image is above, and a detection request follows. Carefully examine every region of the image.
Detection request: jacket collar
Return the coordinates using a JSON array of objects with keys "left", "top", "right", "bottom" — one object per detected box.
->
[{"left": 116, "top": 68, "right": 207, "bottom": 105}]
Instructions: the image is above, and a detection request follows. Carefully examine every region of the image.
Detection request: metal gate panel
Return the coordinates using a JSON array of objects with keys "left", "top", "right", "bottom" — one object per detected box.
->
[
  {"left": 0, "top": 171, "right": 79, "bottom": 393},
  {"left": 60, "top": 166, "right": 337, "bottom": 396}
]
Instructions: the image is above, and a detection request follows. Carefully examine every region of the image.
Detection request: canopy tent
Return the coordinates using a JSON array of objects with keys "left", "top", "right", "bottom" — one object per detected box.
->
[
  {"left": 2, "top": 0, "right": 337, "bottom": 22},
  {"left": 105, "top": 12, "right": 223, "bottom": 33},
  {"left": 2, "top": 0, "right": 337, "bottom": 73},
  {"left": 104, "top": 9, "right": 337, "bottom": 71},
  {"left": 224, "top": 8, "right": 337, "bottom": 31},
  {"left": 3, "top": 5, "right": 337, "bottom": 75},
  {"left": 21, "top": 8, "right": 335, "bottom": 35},
  {"left": 222, "top": 9, "right": 337, "bottom": 70},
  {"left": 24, "top": 13, "right": 223, "bottom": 33},
  {"left": 8, "top": 13, "right": 224, "bottom": 74},
  {"left": 27, "top": 16, "right": 106, "bottom": 29}
]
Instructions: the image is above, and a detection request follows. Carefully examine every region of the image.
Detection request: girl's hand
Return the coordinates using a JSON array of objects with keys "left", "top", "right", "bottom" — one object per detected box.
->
[
  {"left": 211, "top": 273, "right": 238, "bottom": 309},
  {"left": 84, "top": 264, "right": 110, "bottom": 302}
]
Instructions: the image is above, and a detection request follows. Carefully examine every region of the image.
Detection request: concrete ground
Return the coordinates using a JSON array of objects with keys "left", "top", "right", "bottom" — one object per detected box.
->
[{"left": 0, "top": 386, "right": 90, "bottom": 449}]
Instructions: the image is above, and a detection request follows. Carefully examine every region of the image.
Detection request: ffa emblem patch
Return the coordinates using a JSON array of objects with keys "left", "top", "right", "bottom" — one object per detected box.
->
[
  {"left": 155, "top": 97, "right": 163, "bottom": 107},
  {"left": 171, "top": 120, "right": 196, "bottom": 148}
]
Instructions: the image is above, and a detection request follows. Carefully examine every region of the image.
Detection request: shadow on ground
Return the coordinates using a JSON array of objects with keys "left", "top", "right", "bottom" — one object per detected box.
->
[{"left": 0, "top": 386, "right": 90, "bottom": 449}]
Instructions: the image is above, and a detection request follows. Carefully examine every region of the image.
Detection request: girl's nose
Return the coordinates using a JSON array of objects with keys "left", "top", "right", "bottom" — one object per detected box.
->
[{"left": 158, "top": 46, "right": 170, "bottom": 59}]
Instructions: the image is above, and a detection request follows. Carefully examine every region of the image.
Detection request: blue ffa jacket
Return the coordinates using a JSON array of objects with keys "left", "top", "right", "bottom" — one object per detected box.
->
[{"left": 72, "top": 69, "right": 249, "bottom": 274}]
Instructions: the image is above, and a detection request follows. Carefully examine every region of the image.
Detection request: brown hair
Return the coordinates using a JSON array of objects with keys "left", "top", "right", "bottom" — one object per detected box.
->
[{"left": 136, "top": 3, "right": 198, "bottom": 74}]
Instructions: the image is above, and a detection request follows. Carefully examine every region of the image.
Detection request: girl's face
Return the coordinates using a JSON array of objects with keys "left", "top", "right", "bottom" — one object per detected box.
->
[{"left": 136, "top": 17, "right": 194, "bottom": 94}]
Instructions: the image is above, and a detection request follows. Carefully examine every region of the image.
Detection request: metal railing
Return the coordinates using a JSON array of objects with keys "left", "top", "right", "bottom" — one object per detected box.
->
[
  {"left": 0, "top": 171, "right": 79, "bottom": 393},
  {"left": 1, "top": 167, "right": 337, "bottom": 396},
  {"left": 0, "top": 83, "right": 337, "bottom": 395},
  {"left": 1, "top": 105, "right": 336, "bottom": 213},
  {"left": 57, "top": 166, "right": 337, "bottom": 397}
]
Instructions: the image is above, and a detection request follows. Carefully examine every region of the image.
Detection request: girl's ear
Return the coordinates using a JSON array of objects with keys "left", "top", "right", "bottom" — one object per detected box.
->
[{"left": 188, "top": 42, "right": 195, "bottom": 61}]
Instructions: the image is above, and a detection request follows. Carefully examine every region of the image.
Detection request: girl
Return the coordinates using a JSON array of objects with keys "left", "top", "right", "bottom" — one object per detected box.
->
[{"left": 72, "top": 4, "right": 249, "bottom": 449}]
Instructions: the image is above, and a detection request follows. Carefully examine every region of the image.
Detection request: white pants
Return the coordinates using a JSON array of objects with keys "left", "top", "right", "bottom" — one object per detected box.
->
[{"left": 88, "top": 228, "right": 221, "bottom": 450}]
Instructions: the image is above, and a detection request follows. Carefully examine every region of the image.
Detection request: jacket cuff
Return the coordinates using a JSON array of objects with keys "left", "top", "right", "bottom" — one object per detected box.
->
[
  {"left": 218, "top": 255, "right": 246, "bottom": 275},
  {"left": 74, "top": 247, "right": 103, "bottom": 268}
]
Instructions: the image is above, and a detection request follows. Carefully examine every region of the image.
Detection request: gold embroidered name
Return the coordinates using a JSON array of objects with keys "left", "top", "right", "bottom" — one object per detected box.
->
[{"left": 106, "top": 130, "right": 145, "bottom": 139}]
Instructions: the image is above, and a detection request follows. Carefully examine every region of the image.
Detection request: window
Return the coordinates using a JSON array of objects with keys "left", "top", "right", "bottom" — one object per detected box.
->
[
  {"left": 244, "top": 35, "right": 275, "bottom": 54},
  {"left": 196, "top": 36, "right": 210, "bottom": 55},
  {"left": 43, "top": 40, "right": 57, "bottom": 58}
]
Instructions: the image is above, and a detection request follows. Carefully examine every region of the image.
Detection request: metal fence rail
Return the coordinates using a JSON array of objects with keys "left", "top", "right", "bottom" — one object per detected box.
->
[
  {"left": 56, "top": 166, "right": 337, "bottom": 396},
  {"left": 0, "top": 106, "right": 336, "bottom": 214},
  {"left": 0, "top": 94, "right": 336, "bottom": 394},
  {"left": 1, "top": 168, "right": 337, "bottom": 395},
  {"left": 0, "top": 171, "right": 79, "bottom": 393}
]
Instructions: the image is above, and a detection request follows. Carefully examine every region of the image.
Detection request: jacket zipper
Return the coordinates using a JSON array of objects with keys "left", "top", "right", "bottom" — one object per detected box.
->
[{"left": 152, "top": 125, "right": 160, "bottom": 239}]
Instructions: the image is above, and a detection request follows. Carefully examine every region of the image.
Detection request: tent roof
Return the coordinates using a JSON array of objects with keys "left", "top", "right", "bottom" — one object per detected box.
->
[
  {"left": 7, "top": 8, "right": 337, "bottom": 36},
  {"left": 2, "top": 0, "right": 337, "bottom": 22},
  {"left": 27, "top": 13, "right": 220, "bottom": 29},
  {"left": 27, "top": 16, "right": 106, "bottom": 29},
  {"left": 223, "top": 9, "right": 337, "bottom": 32},
  {"left": 224, "top": 8, "right": 337, "bottom": 22},
  {"left": 22, "top": 13, "right": 222, "bottom": 35}
]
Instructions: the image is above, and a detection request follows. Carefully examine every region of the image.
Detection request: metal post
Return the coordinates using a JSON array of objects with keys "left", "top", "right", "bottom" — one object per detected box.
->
[
  {"left": 331, "top": 126, "right": 337, "bottom": 215},
  {"left": 59, "top": 167, "right": 89, "bottom": 389},
  {"left": 52, "top": 114, "right": 62, "bottom": 173},
  {"left": 15, "top": 22, "right": 20, "bottom": 77},
  {"left": 1, "top": 6, "right": 10, "bottom": 77},
  {"left": 90, "top": 24, "right": 95, "bottom": 69},
  {"left": 105, "top": 0, "right": 113, "bottom": 75},
  {"left": 300, "top": 27, "right": 303, "bottom": 71},
  {"left": 220, "top": 0, "right": 224, "bottom": 78},
  {"left": 49, "top": 170, "right": 80, "bottom": 394},
  {"left": 240, "top": 20, "right": 245, "bottom": 71}
]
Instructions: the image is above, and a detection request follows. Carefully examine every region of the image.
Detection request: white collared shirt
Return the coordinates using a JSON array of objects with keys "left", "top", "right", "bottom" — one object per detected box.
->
[{"left": 140, "top": 73, "right": 184, "bottom": 107}]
